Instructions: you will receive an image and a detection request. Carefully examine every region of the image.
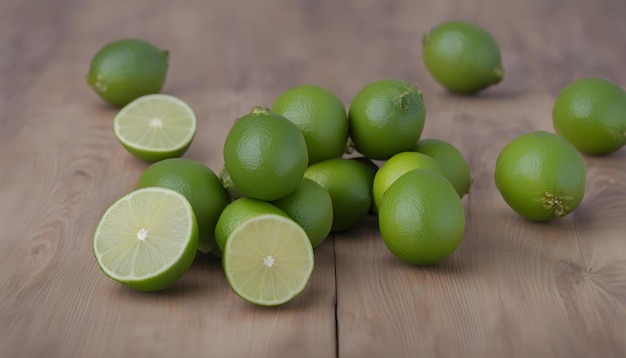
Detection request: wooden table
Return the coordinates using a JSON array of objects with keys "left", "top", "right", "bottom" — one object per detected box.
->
[{"left": 1, "top": 0, "right": 625, "bottom": 357}]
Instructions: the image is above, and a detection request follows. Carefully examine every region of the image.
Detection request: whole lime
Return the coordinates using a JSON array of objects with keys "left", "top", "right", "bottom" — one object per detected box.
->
[
  {"left": 379, "top": 169, "right": 465, "bottom": 265},
  {"left": 413, "top": 138, "right": 472, "bottom": 197},
  {"left": 494, "top": 131, "right": 586, "bottom": 221},
  {"left": 87, "top": 38, "right": 169, "bottom": 107},
  {"left": 423, "top": 21, "right": 503, "bottom": 94},
  {"left": 223, "top": 106, "right": 308, "bottom": 201},
  {"left": 136, "top": 158, "right": 230, "bottom": 256},
  {"left": 272, "top": 84, "right": 349, "bottom": 164},
  {"left": 348, "top": 79, "right": 426, "bottom": 160},
  {"left": 553, "top": 77, "right": 626, "bottom": 155}
]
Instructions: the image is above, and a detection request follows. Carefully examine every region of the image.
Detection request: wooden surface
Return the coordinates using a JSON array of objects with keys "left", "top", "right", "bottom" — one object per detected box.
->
[{"left": 1, "top": 0, "right": 625, "bottom": 357}]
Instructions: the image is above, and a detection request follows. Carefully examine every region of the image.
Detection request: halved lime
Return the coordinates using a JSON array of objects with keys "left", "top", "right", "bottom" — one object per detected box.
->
[
  {"left": 222, "top": 214, "right": 314, "bottom": 306},
  {"left": 114, "top": 94, "right": 197, "bottom": 162},
  {"left": 93, "top": 187, "right": 198, "bottom": 291}
]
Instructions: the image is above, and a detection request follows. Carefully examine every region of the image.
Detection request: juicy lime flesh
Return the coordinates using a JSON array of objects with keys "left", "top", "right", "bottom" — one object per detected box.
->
[
  {"left": 494, "top": 131, "right": 586, "bottom": 221},
  {"left": 223, "top": 108, "right": 308, "bottom": 201},
  {"left": 423, "top": 21, "right": 503, "bottom": 94},
  {"left": 378, "top": 169, "right": 465, "bottom": 265},
  {"left": 348, "top": 79, "right": 426, "bottom": 160},
  {"left": 114, "top": 94, "right": 197, "bottom": 162},
  {"left": 136, "top": 158, "right": 229, "bottom": 256},
  {"left": 87, "top": 38, "right": 168, "bottom": 107},
  {"left": 272, "top": 84, "right": 349, "bottom": 164},
  {"left": 553, "top": 78, "right": 626, "bottom": 155},
  {"left": 373, "top": 151, "right": 445, "bottom": 211},
  {"left": 223, "top": 215, "right": 314, "bottom": 306},
  {"left": 93, "top": 188, "right": 198, "bottom": 291}
]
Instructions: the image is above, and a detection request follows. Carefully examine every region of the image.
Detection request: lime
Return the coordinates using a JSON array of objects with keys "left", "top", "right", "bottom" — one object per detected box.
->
[
  {"left": 494, "top": 131, "right": 586, "bottom": 221},
  {"left": 413, "top": 138, "right": 472, "bottom": 197},
  {"left": 223, "top": 106, "right": 308, "bottom": 201},
  {"left": 348, "top": 79, "right": 426, "bottom": 159},
  {"left": 350, "top": 157, "right": 379, "bottom": 214},
  {"left": 135, "top": 158, "right": 230, "bottom": 256},
  {"left": 272, "top": 178, "right": 333, "bottom": 248},
  {"left": 93, "top": 187, "right": 198, "bottom": 291},
  {"left": 379, "top": 169, "right": 465, "bottom": 265},
  {"left": 222, "top": 214, "right": 314, "bottom": 306},
  {"left": 215, "top": 197, "right": 287, "bottom": 253},
  {"left": 304, "top": 158, "right": 373, "bottom": 232},
  {"left": 373, "top": 151, "right": 445, "bottom": 212},
  {"left": 422, "top": 21, "right": 503, "bottom": 94},
  {"left": 553, "top": 77, "right": 626, "bottom": 155},
  {"left": 272, "top": 84, "right": 349, "bottom": 164},
  {"left": 87, "top": 38, "right": 169, "bottom": 107},
  {"left": 113, "top": 94, "right": 196, "bottom": 162}
]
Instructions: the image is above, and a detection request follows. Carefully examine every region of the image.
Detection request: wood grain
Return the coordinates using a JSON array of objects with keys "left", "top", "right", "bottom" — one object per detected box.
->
[{"left": 1, "top": 0, "right": 625, "bottom": 357}]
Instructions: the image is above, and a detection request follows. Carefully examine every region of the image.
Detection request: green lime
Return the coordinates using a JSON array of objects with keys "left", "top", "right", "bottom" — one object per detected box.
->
[
  {"left": 272, "top": 178, "right": 333, "bottom": 248},
  {"left": 223, "top": 106, "right": 308, "bottom": 201},
  {"left": 494, "top": 131, "right": 586, "bottom": 221},
  {"left": 304, "top": 158, "right": 373, "bottom": 232},
  {"left": 87, "top": 38, "right": 169, "bottom": 107},
  {"left": 422, "top": 21, "right": 503, "bottom": 94},
  {"left": 348, "top": 79, "right": 426, "bottom": 160},
  {"left": 553, "top": 78, "right": 626, "bottom": 155},
  {"left": 350, "top": 157, "right": 380, "bottom": 214},
  {"left": 222, "top": 214, "right": 314, "bottom": 306},
  {"left": 135, "top": 158, "right": 230, "bottom": 256},
  {"left": 373, "top": 151, "right": 445, "bottom": 212},
  {"left": 379, "top": 169, "right": 465, "bottom": 265},
  {"left": 272, "top": 84, "right": 349, "bottom": 164},
  {"left": 93, "top": 187, "right": 198, "bottom": 291},
  {"left": 113, "top": 94, "right": 196, "bottom": 162},
  {"left": 215, "top": 197, "right": 287, "bottom": 253},
  {"left": 413, "top": 138, "right": 472, "bottom": 197}
]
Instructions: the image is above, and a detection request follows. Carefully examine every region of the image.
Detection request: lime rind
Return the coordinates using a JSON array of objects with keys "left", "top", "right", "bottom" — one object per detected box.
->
[
  {"left": 93, "top": 187, "right": 198, "bottom": 291},
  {"left": 114, "top": 94, "right": 197, "bottom": 161},
  {"left": 222, "top": 214, "right": 314, "bottom": 306}
]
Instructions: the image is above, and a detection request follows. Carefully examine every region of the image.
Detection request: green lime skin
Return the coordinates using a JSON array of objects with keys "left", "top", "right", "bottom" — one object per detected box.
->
[
  {"left": 272, "top": 178, "right": 334, "bottom": 248},
  {"left": 413, "top": 138, "right": 472, "bottom": 197},
  {"left": 223, "top": 107, "right": 308, "bottom": 201},
  {"left": 304, "top": 158, "right": 373, "bottom": 232},
  {"left": 272, "top": 84, "right": 349, "bottom": 164},
  {"left": 348, "top": 79, "right": 426, "bottom": 160},
  {"left": 422, "top": 21, "right": 503, "bottom": 94},
  {"left": 87, "top": 38, "right": 169, "bottom": 107},
  {"left": 135, "top": 159, "right": 230, "bottom": 256},
  {"left": 494, "top": 131, "right": 586, "bottom": 221},
  {"left": 379, "top": 169, "right": 465, "bottom": 265},
  {"left": 553, "top": 78, "right": 626, "bottom": 155}
]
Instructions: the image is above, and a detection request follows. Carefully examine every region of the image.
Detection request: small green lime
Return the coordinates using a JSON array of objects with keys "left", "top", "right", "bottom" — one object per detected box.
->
[
  {"left": 87, "top": 38, "right": 169, "bottom": 107},
  {"left": 423, "top": 21, "right": 503, "bottom": 94},
  {"left": 136, "top": 158, "right": 230, "bottom": 256},
  {"left": 304, "top": 158, "right": 373, "bottom": 232},
  {"left": 494, "top": 131, "right": 586, "bottom": 221},
  {"left": 272, "top": 178, "right": 333, "bottom": 248},
  {"left": 413, "top": 138, "right": 472, "bottom": 197},
  {"left": 553, "top": 78, "right": 626, "bottom": 155},
  {"left": 379, "top": 169, "right": 465, "bottom": 265},
  {"left": 223, "top": 106, "right": 308, "bottom": 201},
  {"left": 272, "top": 84, "right": 349, "bottom": 164},
  {"left": 348, "top": 79, "right": 426, "bottom": 160}
]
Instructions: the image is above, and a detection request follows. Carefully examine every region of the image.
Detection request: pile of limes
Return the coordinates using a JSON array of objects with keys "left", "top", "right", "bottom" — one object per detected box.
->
[{"left": 90, "top": 20, "right": 626, "bottom": 306}]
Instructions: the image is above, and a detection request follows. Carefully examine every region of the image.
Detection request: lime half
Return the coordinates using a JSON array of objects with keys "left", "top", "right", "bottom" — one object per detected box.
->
[
  {"left": 114, "top": 94, "right": 197, "bottom": 162},
  {"left": 93, "top": 187, "right": 198, "bottom": 291},
  {"left": 222, "top": 214, "right": 314, "bottom": 306}
]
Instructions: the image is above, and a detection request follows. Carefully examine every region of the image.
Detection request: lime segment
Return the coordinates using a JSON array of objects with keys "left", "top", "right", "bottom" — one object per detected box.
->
[
  {"left": 114, "top": 94, "right": 197, "bottom": 162},
  {"left": 223, "top": 214, "right": 314, "bottom": 306},
  {"left": 93, "top": 187, "right": 198, "bottom": 291}
]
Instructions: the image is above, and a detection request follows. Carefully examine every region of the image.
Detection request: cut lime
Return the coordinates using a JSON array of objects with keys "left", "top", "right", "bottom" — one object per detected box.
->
[
  {"left": 114, "top": 94, "right": 197, "bottom": 162},
  {"left": 222, "top": 214, "right": 314, "bottom": 306},
  {"left": 93, "top": 187, "right": 198, "bottom": 291}
]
